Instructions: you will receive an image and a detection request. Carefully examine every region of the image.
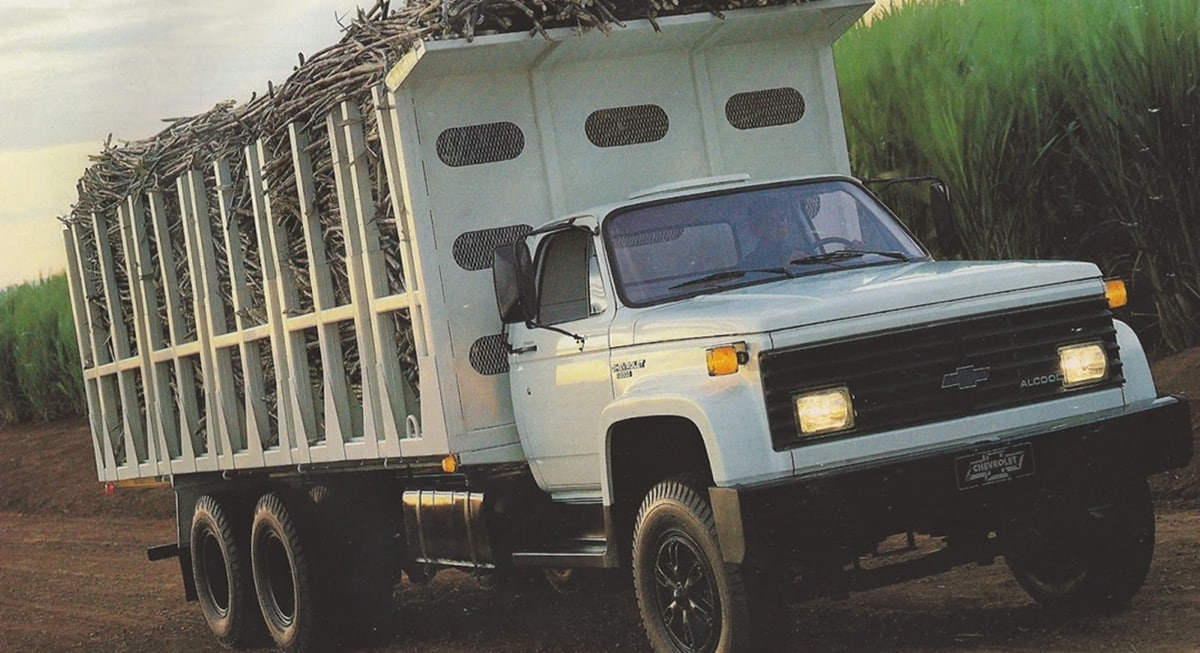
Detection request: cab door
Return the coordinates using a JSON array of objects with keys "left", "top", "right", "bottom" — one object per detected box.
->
[{"left": 508, "top": 225, "right": 613, "bottom": 495}]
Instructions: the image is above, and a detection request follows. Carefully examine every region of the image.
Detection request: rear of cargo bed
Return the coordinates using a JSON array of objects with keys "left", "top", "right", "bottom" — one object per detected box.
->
[{"left": 62, "top": 99, "right": 440, "bottom": 482}]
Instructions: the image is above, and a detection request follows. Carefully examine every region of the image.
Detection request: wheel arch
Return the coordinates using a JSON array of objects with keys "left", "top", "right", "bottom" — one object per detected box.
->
[{"left": 602, "top": 409, "right": 714, "bottom": 568}]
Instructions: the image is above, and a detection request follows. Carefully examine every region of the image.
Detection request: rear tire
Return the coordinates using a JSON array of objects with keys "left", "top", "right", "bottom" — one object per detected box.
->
[
  {"left": 251, "top": 492, "right": 322, "bottom": 653},
  {"left": 633, "top": 478, "right": 754, "bottom": 653},
  {"left": 191, "top": 494, "right": 262, "bottom": 649},
  {"left": 1005, "top": 480, "right": 1155, "bottom": 614}
]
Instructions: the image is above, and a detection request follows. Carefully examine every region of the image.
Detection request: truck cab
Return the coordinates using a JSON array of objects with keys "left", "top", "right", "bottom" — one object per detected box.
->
[{"left": 494, "top": 170, "right": 1191, "bottom": 650}]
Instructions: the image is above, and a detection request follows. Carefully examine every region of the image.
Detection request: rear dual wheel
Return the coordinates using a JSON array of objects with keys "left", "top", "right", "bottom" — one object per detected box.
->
[
  {"left": 251, "top": 492, "right": 322, "bottom": 653},
  {"left": 191, "top": 495, "right": 263, "bottom": 649}
]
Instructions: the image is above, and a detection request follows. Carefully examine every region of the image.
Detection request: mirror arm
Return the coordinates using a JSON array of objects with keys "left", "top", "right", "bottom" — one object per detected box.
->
[{"left": 526, "top": 320, "right": 586, "bottom": 350}]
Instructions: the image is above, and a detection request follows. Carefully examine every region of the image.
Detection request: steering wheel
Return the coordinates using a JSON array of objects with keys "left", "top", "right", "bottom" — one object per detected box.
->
[{"left": 807, "top": 237, "right": 854, "bottom": 254}]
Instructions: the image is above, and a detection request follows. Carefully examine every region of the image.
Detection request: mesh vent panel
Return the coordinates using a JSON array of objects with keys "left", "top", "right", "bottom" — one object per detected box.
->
[
  {"left": 437, "top": 122, "right": 525, "bottom": 167},
  {"left": 585, "top": 105, "right": 669, "bottom": 148},
  {"left": 470, "top": 334, "right": 510, "bottom": 376},
  {"left": 725, "top": 88, "right": 806, "bottom": 130},
  {"left": 453, "top": 224, "right": 533, "bottom": 271}
]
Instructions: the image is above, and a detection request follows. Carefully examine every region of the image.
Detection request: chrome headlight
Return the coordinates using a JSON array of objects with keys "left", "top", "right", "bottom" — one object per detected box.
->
[
  {"left": 794, "top": 385, "right": 854, "bottom": 436},
  {"left": 1058, "top": 342, "right": 1108, "bottom": 388}
]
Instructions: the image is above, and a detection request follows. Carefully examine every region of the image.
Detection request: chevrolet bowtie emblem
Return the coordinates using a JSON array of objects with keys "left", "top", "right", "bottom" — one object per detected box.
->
[{"left": 942, "top": 364, "right": 990, "bottom": 390}]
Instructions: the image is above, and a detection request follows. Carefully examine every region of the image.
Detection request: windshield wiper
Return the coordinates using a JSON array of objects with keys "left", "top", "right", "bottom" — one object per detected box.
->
[
  {"left": 790, "top": 250, "right": 910, "bottom": 266},
  {"left": 668, "top": 267, "right": 789, "bottom": 291}
]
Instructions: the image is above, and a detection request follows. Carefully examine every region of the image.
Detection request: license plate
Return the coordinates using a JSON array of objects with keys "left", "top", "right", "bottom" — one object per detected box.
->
[{"left": 956, "top": 442, "right": 1035, "bottom": 490}]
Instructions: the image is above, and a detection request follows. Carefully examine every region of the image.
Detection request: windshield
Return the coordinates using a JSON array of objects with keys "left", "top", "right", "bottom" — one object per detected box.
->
[{"left": 603, "top": 179, "right": 928, "bottom": 306}]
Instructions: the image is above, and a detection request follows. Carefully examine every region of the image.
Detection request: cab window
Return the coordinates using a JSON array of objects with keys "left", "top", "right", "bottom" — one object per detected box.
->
[{"left": 536, "top": 229, "right": 606, "bottom": 325}]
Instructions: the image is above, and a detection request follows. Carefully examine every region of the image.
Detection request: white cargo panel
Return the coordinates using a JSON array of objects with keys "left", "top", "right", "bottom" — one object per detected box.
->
[
  {"left": 67, "top": 0, "right": 872, "bottom": 481},
  {"left": 384, "top": 0, "right": 869, "bottom": 457}
]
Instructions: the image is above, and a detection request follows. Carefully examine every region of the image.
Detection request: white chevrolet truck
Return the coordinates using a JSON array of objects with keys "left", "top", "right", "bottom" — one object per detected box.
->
[{"left": 64, "top": 1, "right": 1192, "bottom": 652}]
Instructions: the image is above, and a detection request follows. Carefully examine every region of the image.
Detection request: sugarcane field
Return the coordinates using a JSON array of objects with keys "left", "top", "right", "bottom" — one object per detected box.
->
[{"left": 2, "top": 0, "right": 1199, "bottom": 651}]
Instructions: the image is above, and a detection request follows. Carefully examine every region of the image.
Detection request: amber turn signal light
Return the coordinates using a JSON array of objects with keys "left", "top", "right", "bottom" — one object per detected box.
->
[{"left": 1105, "top": 279, "right": 1127, "bottom": 309}]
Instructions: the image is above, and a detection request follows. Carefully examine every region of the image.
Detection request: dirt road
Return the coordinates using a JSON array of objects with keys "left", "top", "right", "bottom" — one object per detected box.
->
[
  {"left": 1, "top": 508, "right": 1197, "bottom": 653},
  {"left": 5, "top": 340, "right": 1200, "bottom": 653}
]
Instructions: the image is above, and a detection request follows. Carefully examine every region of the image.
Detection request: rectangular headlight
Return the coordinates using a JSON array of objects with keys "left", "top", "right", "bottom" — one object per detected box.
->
[
  {"left": 1059, "top": 342, "right": 1108, "bottom": 388},
  {"left": 794, "top": 385, "right": 854, "bottom": 436}
]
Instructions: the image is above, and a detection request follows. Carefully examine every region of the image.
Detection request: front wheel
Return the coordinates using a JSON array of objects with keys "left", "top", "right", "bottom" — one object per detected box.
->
[
  {"left": 1005, "top": 480, "right": 1155, "bottom": 614},
  {"left": 632, "top": 479, "right": 753, "bottom": 653}
]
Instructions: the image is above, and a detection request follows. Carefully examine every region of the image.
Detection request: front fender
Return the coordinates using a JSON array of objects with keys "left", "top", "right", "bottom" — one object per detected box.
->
[
  {"left": 598, "top": 372, "right": 792, "bottom": 504},
  {"left": 1115, "top": 319, "right": 1156, "bottom": 404}
]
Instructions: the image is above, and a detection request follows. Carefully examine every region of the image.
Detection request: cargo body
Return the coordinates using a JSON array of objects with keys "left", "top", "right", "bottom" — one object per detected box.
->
[{"left": 64, "top": 2, "right": 1192, "bottom": 652}]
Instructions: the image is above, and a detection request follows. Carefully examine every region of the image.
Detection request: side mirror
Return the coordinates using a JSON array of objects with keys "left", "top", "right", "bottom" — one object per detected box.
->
[
  {"left": 929, "top": 182, "right": 958, "bottom": 254},
  {"left": 492, "top": 240, "right": 536, "bottom": 324}
]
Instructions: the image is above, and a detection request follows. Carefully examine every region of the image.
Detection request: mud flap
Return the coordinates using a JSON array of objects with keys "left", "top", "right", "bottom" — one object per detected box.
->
[
  {"left": 146, "top": 542, "right": 197, "bottom": 602},
  {"left": 709, "top": 487, "right": 746, "bottom": 564}
]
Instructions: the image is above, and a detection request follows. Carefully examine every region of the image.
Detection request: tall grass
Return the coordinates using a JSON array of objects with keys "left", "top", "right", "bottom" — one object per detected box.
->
[
  {"left": 837, "top": 0, "right": 1200, "bottom": 351},
  {"left": 0, "top": 276, "right": 85, "bottom": 425}
]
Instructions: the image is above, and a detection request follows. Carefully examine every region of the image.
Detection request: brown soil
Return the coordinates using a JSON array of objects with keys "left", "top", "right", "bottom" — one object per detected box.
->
[
  {"left": 1144, "top": 347, "right": 1200, "bottom": 506},
  {"left": 1, "top": 350, "right": 1198, "bottom": 653}
]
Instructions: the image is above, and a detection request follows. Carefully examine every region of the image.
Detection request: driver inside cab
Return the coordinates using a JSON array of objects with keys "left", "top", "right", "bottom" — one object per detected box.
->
[{"left": 740, "top": 195, "right": 815, "bottom": 269}]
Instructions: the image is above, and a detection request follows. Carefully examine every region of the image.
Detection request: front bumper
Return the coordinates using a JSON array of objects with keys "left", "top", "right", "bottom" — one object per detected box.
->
[{"left": 710, "top": 395, "right": 1192, "bottom": 566}]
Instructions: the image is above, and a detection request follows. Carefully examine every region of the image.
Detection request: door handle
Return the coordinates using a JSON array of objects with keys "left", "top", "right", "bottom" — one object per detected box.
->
[{"left": 509, "top": 343, "right": 538, "bottom": 355}]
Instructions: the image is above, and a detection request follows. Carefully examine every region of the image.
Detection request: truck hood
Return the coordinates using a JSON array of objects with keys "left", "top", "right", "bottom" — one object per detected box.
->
[{"left": 622, "top": 260, "right": 1101, "bottom": 344}]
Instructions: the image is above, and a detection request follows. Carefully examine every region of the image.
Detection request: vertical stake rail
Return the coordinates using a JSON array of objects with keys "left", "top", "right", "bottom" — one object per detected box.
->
[
  {"left": 117, "top": 198, "right": 164, "bottom": 475},
  {"left": 288, "top": 126, "right": 336, "bottom": 311},
  {"left": 180, "top": 170, "right": 245, "bottom": 465},
  {"left": 215, "top": 158, "right": 269, "bottom": 467},
  {"left": 289, "top": 124, "right": 351, "bottom": 459},
  {"left": 123, "top": 195, "right": 181, "bottom": 465},
  {"left": 147, "top": 191, "right": 202, "bottom": 471},
  {"left": 73, "top": 217, "right": 119, "bottom": 477},
  {"left": 373, "top": 87, "right": 427, "bottom": 350},
  {"left": 71, "top": 220, "right": 112, "bottom": 366},
  {"left": 183, "top": 168, "right": 246, "bottom": 461},
  {"left": 63, "top": 228, "right": 109, "bottom": 480},
  {"left": 90, "top": 212, "right": 133, "bottom": 362},
  {"left": 373, "top": 86, "right": 435, "bottom": 453},
  {"left": 328, "top": 101, "right": 384, "bottom": 458},
  {"left": 146, "top": 193, "right": 188, "bottom": 347},
  {"left": 177, "top": 173, "right": 228, "bottom": 467},
  {"left": 247, "top": 140, "right": 309, "bottom": 465},
  {"left": 214, "top": 159, "right": 256, "bottom": 330},
  {"left": 93, "top": 208, "right": 147, "bottom": 474}
]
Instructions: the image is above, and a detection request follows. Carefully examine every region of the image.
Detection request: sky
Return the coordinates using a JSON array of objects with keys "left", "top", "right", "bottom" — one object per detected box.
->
[
  {"left": 0, "top": 0, "right": 363, "bottom": 289},
  {"left": 0, "top": 0, "right": 894, "bottom": 290}
]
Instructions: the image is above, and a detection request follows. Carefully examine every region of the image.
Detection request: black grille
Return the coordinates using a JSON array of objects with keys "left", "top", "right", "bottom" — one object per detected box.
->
[{"left": 760, "top": 296, "right": 1124, "bottom": 451}]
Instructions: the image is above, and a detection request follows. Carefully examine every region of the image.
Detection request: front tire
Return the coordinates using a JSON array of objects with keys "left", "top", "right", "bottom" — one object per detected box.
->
[
  {"left": 632, "top": 479, "right": 752, "bottom": 653},
  {"left": 251, "top": 492, "right": 322, "bottom": 653},
  {"left": 191, "top": 494, "right": 262, "bottom": 649},
  {"left": 1005, "top": 480, "right": 1155, "bottom": 614}
]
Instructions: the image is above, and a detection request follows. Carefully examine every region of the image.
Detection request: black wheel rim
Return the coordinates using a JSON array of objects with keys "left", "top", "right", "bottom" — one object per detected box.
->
[
  {"left": 652, "top": 528, "right": 720, "bottom": 653},
  {"left": 198, "top": 529, "right": 231, "bottom": 617},
  {"left": 262, "top": 531, "right": 296, "bottom": 628},
  {"left": 1018, "top": 516, "right": 1093, "bottom": 590}
]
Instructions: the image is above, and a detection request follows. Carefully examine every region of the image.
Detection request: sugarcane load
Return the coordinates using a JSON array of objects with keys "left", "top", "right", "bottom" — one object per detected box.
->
[{"left": 63, "top": 0, "right": 1192, "bottom": 651}]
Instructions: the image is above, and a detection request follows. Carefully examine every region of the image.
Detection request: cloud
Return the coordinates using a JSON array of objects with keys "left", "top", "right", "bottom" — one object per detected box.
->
[
  {"left": 0, "top": 1, "right": 364, "bottom": 287},
  {"left": 0, "top": 1, "right": 362, "bottom": 148}
]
